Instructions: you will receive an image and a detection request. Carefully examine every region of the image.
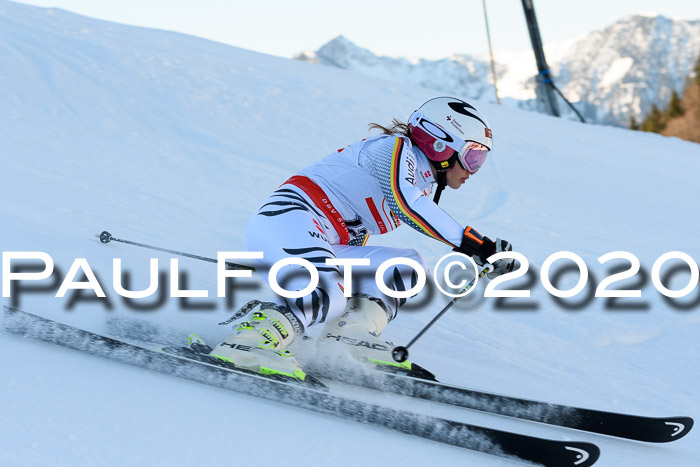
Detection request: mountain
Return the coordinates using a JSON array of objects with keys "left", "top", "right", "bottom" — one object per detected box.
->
[
  {"left": 548, "top": 14, "right": 700, "bottom": 126},
  {"left": 295, "top": 15, "right": 700, "bottom": 127},
  {"left": 296, "top": 35, "right": 501, "bottom": 104},
  {"left": 1, "top": 1, "right": 699, "bottom": 466}
]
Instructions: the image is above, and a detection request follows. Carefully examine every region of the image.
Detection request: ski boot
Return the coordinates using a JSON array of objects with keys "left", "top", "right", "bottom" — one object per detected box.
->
[
  {"left": 320, "top": 296, "right": 434, "bottom": 379},
  {"left": 210, "top": 303, "right": 307, "bottom": 381}
]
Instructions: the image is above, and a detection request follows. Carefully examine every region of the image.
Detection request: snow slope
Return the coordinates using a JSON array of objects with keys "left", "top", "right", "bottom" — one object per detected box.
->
[{"left": 1, "top": 1, "right": 699, "bottom": 466}]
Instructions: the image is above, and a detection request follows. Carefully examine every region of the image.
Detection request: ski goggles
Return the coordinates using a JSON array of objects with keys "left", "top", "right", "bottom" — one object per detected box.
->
[{"left": 457, "top": 142, "right": 490, "bottom": 173}]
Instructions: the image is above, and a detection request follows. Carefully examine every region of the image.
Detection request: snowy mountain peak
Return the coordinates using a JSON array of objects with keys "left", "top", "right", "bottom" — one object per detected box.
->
[
  {"left": 548, "top": 14, "right": 700, "bottom": 124},
  {"left": 315, "top": 34, "right": 382, "bottom": 68},
  {"left": 296, "top": 14, "right": 700, "bottom": 127},
  {"left": 323, "top": 34, "right": 357, "bottom": 50}
]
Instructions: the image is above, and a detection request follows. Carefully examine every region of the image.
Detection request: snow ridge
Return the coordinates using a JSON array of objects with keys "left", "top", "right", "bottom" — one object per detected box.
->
[{"left": 296, "top": 15, "right": 700, "bottom": 126}]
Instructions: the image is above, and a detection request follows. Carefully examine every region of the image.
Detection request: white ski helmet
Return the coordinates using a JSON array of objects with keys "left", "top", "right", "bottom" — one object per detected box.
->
[{"left": 407, "top": 97, "right": 493, "bottom": 173}]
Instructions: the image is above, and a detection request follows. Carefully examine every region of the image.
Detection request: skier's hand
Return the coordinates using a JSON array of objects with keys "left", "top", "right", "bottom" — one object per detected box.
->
[
  {"left": 456, "top": 227, "right": 514, "bottom": 279},
  {"left": 483, "top": 238, "right": 515, "bottom": 279}
]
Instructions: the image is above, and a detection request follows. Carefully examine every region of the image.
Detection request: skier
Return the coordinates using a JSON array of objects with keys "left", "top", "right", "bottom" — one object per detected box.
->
[{"left": 210, "top": 97, "right": 514, "bottom": 381}]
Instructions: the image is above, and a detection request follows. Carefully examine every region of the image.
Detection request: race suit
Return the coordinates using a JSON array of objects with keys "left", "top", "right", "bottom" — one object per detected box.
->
[{"left": 246, "top": 134, "right": 466, "bottom": 330}]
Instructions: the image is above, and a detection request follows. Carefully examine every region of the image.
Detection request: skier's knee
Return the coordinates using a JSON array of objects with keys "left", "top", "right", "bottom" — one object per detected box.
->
[{"left": 391, "top": 248, "right": 429, "bottom": 276}]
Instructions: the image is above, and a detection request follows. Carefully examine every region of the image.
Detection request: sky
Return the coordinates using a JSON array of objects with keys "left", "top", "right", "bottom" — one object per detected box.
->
[{"left": 11, "top": 0, "right": 700, "bottom": 60}]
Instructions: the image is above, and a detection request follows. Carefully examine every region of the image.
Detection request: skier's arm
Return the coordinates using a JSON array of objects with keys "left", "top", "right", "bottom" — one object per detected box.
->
[
  {"left": 373, "top": 137, "right": 465, "bottom": 247},
  {"left": 367, "top": 136, "right": 515, "bottom": 278}
]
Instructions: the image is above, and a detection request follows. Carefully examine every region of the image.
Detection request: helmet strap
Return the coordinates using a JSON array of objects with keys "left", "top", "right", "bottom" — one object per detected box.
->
[
  {"left": 430, "top": 152, "right": 458, "bottom": 205},
  {"left": 433, "top": 172, "right": 446, "bottom": 204}
]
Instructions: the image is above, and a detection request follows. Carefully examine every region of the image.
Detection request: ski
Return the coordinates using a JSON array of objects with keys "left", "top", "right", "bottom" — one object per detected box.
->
[
  {"left": 319, "top": 363, "right": 694, "bottom": 444},
  {"left": 3, "top": 306, "right": 599, "bottom": 467},
  {"left": 100, "top": 312, "right": 694, "bottom": 443}
]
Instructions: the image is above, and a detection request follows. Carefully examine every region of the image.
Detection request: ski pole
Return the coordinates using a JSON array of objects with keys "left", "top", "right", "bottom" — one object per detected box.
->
[
  {"left": 392, "top": 264, "right": 493, "bottom": 363},
  {"left": 95, "top": 230, "right": 255, "bottom": 271}
]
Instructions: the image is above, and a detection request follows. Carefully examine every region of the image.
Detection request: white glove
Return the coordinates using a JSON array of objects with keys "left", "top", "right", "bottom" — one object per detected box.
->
[{"left": 486, "top": 238, "right": 515, "bottom": 279}]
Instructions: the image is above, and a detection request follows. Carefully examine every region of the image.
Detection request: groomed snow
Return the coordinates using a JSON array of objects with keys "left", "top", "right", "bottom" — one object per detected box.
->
[{"left": 1, "top": 1, "right": 699, "bottom": 466}]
